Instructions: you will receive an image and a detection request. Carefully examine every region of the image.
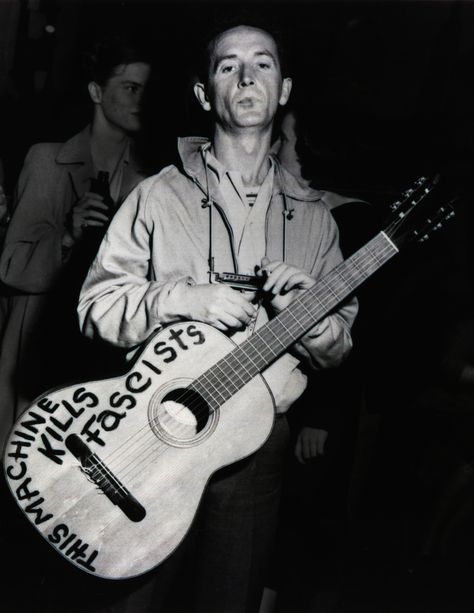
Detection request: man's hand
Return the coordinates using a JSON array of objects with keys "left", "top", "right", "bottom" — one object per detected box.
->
[
  {"left": 182, "top": 283, "right": 257, "bottom": 332},
  {"left": 68, "top": 192, "right": 110, "bottom": 242},
  {"left": 295, "top": 427, "right": 328, "bottom": 463},
  {"left": 257, "top": 257, "right": 316, "bottom": 312}
]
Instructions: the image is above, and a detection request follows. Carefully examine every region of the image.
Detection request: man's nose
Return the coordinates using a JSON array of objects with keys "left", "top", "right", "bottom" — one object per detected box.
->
[{"left": 238, "top": 66, "right": 255, "bottom": 87}]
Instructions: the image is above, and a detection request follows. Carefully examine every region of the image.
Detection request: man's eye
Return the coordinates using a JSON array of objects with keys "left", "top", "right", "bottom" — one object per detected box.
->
[
  {"left": 221, "top": 65, "right": 235, "bottom": 74},
  {"left": 125, "top": 85, "right": 138, "bottom": 93},
  {"left": 258, "top": 62, "right": 271, "bottom": 70}
]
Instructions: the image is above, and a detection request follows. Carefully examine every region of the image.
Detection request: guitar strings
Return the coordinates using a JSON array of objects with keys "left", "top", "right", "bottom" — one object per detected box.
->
[
  {"left": 99, "top": 235, "right": 395, "bottom": 484},
  {"left": 111, "top": 203, "right": 444, "bottom": 480},
  {"left": 91, "top": 236, "right": 397, "bottom": 489}
]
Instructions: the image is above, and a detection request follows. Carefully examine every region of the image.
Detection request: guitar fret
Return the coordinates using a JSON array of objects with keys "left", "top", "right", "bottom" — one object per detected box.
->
[
  {"left": 296, "top": 299, "right": 313, "bottom": 320},
  {"left": 322, "top": 279, "right": 338, "bottom": 300},
  {"left": 273, "top": 317, "right": 298, "bottom": 341},
  {"left": 336, "top": 265, "right": 357, "bottom": 292},
  {"left": 237, "top": 346, "right": 260, "bottom": 372},
  {"left": 265, "top": 322, "right": 294, "bottom": 346},
  {"left": 180, "top": 234, "right": 400, "bottom": 419},
  {"left": 214, "top": 359, "right": 248, "bottom": 390},
  {"left": 190, "top": 380, "right": 221, "bottom": 411},
  {"left": 242, "top": 340, "right": 268, "bottom": 370},
  {"left": 197, "top": 371, "right": 228, "bottom": 404},
  {"left": 282, "top": 307, "right": 301, "bottom": 327}
]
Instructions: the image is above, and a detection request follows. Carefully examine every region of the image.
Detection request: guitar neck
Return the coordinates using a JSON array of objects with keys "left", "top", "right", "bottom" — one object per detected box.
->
[{"left": 192, "top": 231, "right": 398, "bottom": 408}]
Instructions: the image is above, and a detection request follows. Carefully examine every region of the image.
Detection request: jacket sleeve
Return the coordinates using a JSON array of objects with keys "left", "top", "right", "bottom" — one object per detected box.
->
[
  {"left": 77, "top": 180, "right": 192, "bottom": 349},
  {"left": 0, "top": 145, "right": 66, "bottom": 293},
  {"left": 293, "top": 204, "right": 358, "bottom": 369}
]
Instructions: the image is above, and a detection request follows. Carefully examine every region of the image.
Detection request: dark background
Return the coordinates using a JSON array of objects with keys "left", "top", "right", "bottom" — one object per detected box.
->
[{"left": 2, "top": 1, "right": 474, "bottom": 612}]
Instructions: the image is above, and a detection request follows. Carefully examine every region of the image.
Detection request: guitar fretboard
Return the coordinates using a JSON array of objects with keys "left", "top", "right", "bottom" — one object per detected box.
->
[{"left": 191, "top": 231, "right": 398, "bottom": 409}]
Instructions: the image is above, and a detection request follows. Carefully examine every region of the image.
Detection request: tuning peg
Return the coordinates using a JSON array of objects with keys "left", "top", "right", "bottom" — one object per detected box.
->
[
  {"left": 413, "top": 203, "right": 455, "bottom": 243},
  {"left": 389, "top": 176, "right": 437, "bottom": 212}
]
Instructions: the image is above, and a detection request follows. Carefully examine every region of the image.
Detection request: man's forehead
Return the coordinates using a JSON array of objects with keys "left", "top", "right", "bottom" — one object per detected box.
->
[{"left": 211, "top": 26, "right": 279, "bottom": 62}]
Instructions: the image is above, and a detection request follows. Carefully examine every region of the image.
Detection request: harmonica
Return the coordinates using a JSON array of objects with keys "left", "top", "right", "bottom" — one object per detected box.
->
[{"left": 213, "top": 272, "right": 265, "bottom": 291}]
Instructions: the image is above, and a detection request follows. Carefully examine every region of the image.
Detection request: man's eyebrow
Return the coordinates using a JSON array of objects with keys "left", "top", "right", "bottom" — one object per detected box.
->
[
  {"left": 212, "top": 53, "right": 238, "bottom": 72},
  {"left": 255, "top": 50, "right": 276, "bottom": 60},
  {"left": 212, "top": 50, "right": 277, "bottom": 72}
]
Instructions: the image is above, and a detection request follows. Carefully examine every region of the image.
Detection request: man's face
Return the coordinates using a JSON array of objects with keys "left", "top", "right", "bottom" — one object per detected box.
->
[
  {"left": 197, "top": 26, "right": 292, "bottom": 132},
  {"left": 94, "top": 62, "right": 151, "bottom": 134}
]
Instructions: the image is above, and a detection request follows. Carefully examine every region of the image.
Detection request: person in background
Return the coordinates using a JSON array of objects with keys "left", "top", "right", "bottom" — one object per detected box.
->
[
  {"left": 271, "top": 104, "right": 376, "bottom": 612},
  {"left": 275, "top": 103, "right": 375, "bottom": 467},
  {"left": 0, "top": 34, "right": 152, "bottom": 450},
  {"left": 0, "top": 185, "right": 9, "bottom": 247},
  {"left": 0, "top": 158, "right": 10, "bottom": 247},
  {"left": 77, "top": 18, "right": 357, "bottom": 613}
]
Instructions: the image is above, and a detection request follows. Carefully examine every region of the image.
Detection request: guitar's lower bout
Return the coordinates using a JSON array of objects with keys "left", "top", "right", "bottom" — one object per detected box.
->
[
  {"left": 148, "top": 380, "right": 219, "bottom": 447},
  {"left": 3, "top": 322, "right": 275, "bottom": 579}
]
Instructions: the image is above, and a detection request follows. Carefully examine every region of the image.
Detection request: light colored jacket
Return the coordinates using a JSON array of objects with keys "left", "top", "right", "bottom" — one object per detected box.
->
[
  {"left": 0, "top": 126, "right": 144, "bottom": 293},
  {"left": 78, "top": 137, "right": 357, "bottom": 412},
  {"left": 0, "top": 127, "right": 146, "bottom": 447}
]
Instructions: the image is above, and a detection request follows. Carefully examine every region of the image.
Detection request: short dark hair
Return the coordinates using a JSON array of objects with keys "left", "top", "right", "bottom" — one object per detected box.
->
[
  {"left": 83, "top": 34, "right": 152, "bottom": 85},
  {"left": 196, "top": 12, "right": 290, "bottom": 85}
]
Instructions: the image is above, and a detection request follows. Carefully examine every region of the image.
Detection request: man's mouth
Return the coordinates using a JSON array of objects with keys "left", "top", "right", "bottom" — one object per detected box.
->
[{"left": 237, "top": 97, "right": 257, "bottom": 107}]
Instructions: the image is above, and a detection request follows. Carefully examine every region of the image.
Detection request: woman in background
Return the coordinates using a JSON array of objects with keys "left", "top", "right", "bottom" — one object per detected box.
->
[{"left": 0, "top": 34, "right": 152, "bottom": 450}]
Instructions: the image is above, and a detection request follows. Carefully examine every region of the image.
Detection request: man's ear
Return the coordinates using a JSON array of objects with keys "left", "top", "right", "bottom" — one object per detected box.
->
[
  {"left": 194, "top": 82, "right": 212, "bottom": 112},
  {"left": 278, "top": 77, "right": 293, "bottom": 107},
  {"left": 88, "top": 81, "right": 102, "bottom": 104}
]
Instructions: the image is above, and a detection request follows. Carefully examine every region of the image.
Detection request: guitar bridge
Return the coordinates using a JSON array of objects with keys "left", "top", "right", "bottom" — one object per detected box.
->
[{"left": 65, "top": 434, "right": 146, "bottom": 523}]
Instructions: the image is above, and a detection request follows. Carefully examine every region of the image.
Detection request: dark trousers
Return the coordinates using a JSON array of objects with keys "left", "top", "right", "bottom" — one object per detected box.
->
[{"left": 186, "top": 415, "right": 290, "bottom": 613}]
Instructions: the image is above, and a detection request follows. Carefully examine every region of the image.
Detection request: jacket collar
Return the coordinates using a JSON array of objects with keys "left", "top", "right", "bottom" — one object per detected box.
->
[
  {"left": 177, "top": 136, "right": 324, "bottom": 203},
  {"left": 55, "top": 124, "right": 142, "bottom": 170},
  {"left": 55, "top": 125, "right": 93, "bottom": 165},
  {"left": 55, "top": 125, "right": 145, "bottom": 201}
]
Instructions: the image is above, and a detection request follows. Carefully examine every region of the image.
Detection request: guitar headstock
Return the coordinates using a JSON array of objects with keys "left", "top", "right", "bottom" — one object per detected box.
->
[{"left": 384, "top": 176, "right": 456, "bottom": 248}]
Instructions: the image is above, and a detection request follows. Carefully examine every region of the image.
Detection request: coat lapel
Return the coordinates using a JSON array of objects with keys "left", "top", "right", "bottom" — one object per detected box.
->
[
  {"left": 55, "top": 126, "right": 146, "bottom": 203},
  {"left": 55, "top": 126, "right": 95, "bottom": 199}
]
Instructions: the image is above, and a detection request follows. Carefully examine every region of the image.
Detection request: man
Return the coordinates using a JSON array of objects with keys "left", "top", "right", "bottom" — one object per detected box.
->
[{"left": 78, "top": 21, "right": 357, "bottom": 613}]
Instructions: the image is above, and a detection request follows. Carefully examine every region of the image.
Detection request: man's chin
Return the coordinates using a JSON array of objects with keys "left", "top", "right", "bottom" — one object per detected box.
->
[
  {"left": 123, "top": 121, "right": 142, "bottom": 134},
  {"left": 233, "top": 111, "right": 269, "bottom": 128}
]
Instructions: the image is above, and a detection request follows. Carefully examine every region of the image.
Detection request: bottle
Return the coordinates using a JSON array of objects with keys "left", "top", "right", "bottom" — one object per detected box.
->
[
  {"left": 84, "top": 171, "right": 115, "bottom": 243},
  {"left": 89, "top": 171, "right": 114, "bottom": 213}
]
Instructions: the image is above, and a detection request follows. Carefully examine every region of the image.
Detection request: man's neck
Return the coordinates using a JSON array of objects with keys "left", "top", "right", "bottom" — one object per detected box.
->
[{"left": 211, "top": 126, "right": 273, "bottom": 187}]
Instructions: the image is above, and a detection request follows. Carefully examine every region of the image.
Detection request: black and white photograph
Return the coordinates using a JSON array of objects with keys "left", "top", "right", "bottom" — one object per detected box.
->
[{"left": 1, "top": 1, "right": 474, "bottom": 611}]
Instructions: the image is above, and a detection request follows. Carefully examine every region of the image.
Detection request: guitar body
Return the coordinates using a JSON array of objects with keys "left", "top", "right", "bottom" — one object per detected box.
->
[{"left": 3, "top": 322, "right": 275, "bottom": 579}]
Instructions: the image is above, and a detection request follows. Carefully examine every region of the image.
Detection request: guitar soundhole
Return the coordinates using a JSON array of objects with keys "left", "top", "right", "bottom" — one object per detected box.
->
[{"left": 148, "top": 381, "right": 218, "bottom": 447}]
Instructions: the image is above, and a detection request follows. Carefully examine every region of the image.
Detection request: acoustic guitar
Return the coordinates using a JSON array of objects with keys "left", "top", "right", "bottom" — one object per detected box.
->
[{"left": 3, "top": 177, "right": 454, "bottom": 579}]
